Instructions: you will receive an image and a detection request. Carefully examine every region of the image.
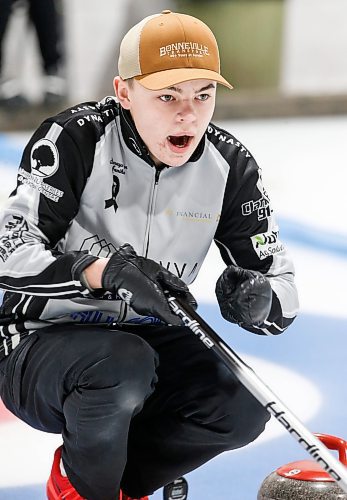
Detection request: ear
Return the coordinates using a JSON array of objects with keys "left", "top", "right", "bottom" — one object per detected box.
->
[{"left": 114, "top": 76, "right": 131, "bottom": 110}]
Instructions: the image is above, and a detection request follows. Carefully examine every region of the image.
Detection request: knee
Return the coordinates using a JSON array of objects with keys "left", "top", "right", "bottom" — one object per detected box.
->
[
  {"left": 189, "top": 363, "right": 270, "bottom": 446},
  {"left": 234, "top": 392, "right": 270, "bottom": 446},
  {"left": 221, "top": 383, "right": 271, "bottom": 449},
  {"left": 188, "top": 362, "right": 242, "bottom": 423},
  {"left": 78, "top": 332, "right": 158, "bottom": 409}
]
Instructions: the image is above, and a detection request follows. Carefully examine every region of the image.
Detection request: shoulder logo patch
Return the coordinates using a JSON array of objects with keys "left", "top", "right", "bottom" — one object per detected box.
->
[{"left": 30, "top": 139, "right": 59, "bottom": 178}]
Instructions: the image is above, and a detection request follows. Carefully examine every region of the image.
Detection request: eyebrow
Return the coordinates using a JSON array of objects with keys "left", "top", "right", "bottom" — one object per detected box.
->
[{"left": 166, "top": 83, "right": 216, "bottom": 93}]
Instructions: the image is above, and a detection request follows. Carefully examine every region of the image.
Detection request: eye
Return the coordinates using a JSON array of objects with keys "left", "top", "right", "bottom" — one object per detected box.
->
[
  {"left": 196, "top": 93, "right": 210, "bottom": 101},
  {"left": 159, "top": 95, "right": 174, "bottom": 102}
]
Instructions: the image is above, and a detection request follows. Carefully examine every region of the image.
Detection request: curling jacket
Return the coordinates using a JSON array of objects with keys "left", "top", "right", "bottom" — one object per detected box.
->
[{"left": 0, "top": 97, "right": 299, "bottom": 359}]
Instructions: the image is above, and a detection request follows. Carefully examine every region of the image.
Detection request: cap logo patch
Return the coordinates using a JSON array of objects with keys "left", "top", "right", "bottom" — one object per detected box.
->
[{"left": 160, "top": 42, "right": 210, "bottom": 58}]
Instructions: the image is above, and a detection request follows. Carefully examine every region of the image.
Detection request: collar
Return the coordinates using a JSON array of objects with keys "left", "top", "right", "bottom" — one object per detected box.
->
[
  {"left": 118, "top": 105, "right": 206, "bottom": 166},
  {"left": 119, "top": 106, "right": 153, "bottom": 166}
]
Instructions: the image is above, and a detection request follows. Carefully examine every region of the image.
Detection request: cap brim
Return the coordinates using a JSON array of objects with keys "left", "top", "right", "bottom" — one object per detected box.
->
[{"left": 134, "top": 68, "right": 233, "bottom": 90}]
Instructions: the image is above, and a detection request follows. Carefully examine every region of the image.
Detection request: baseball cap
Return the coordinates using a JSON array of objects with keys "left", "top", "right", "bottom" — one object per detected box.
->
[{"left": 118, "top": 10, "right": 233, "bottom": 90}]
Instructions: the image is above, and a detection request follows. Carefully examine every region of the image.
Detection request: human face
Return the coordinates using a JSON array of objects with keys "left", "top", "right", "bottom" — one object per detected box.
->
[{"left": 115, "top": 78, "right": 216, "bottom": 167}]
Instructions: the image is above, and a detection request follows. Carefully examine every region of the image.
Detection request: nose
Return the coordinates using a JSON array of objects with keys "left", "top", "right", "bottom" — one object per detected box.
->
[{"left": 177, "top": 100, "right": 196, "bottom": 123}]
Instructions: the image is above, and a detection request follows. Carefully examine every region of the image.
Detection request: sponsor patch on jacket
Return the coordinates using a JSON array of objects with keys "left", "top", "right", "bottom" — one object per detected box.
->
[
  {"left": 0, "top": 215, "right": 28, "bottom": 262},
  {"left": 30, "top": 139, "right": 59, "bottom": 178},
  {"left": 251, "top": 230, "right": 284, "bottom": 260},
  {"left": 17, "top": 139, "right": 64, "bottom": 202},
  {"left": 18, "top": 168, "right": 64, "bottom": 202}
]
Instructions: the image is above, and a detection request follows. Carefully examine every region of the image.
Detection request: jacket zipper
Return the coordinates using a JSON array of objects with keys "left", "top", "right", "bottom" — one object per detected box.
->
[
  {"left": 143, "top": 168, "right": 161, "bottom": 257},
  {"left": 118, "top": 168, "right": 161, "bottom": 324}
]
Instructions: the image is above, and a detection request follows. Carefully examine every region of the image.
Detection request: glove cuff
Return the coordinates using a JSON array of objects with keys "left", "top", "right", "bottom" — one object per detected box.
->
[
  {"left": 71, "top": 252, "right": 99, "bottom": 283},
  {"left": 80, "top": 270, "right": 94, "bottom": 291}
]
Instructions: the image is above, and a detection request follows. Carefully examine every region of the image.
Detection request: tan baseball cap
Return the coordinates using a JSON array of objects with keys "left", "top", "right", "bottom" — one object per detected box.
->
[{"left": 118, "top": 10, "right": 233, "bottom": 90}]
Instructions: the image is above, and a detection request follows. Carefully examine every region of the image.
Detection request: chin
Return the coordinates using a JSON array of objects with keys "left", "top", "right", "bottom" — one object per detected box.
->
[
  {"left": 166, "top": 153, "right": 192, "bottom": 167},
  {"left": 154, "top": 155, "right": 186, "bottom": 168}
]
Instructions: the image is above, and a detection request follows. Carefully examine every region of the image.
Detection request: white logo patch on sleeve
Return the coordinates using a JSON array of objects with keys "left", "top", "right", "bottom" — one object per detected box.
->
[
  {"left": 251, "top": 230, "right": 284, "bottom": 260},
  {"left": 30, "top": 139, "right": 59, "bottom": 178}
]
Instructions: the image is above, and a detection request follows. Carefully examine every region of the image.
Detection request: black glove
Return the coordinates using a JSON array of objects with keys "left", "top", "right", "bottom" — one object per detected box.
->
[
  {"left": 215, "top": 264, "right": 272, "bottom": 326},
  {"left": 102, "top": 244, "right": 197, "bottom": 325}
]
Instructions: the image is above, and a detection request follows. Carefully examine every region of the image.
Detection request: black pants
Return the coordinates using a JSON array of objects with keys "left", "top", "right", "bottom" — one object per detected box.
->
[
  {"left": 0, "top": 0, "right": 63, "bottom": 74},
  {"left": 0, "top": 324, "right": 270, "bottom": 499}
]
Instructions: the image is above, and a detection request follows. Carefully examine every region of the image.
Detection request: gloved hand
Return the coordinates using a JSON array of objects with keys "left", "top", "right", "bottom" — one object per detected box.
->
[
  {"left": 102, "top": 244, "right": 197, "bottom": 325},
  {"left": 215, "top": 264, "right": 272, "bottom": 326}
]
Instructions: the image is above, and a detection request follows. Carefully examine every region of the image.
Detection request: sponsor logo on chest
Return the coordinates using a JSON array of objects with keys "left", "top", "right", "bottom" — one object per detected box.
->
[{"left": 165, "top": 208, "right": 220, "bottom": 223}]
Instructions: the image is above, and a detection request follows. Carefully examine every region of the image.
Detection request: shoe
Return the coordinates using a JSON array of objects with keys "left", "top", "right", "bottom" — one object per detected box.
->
[
  {"left": 0, "top": 78, "right": 30, "bottom": 110},
  {"left": 121, "top": 494, "right": 149, "bottom": 500},
  {"left": 46, "top": 446, "right": 85, "bottom": 499},
  {"left": 42, "top": 71, "right": 66, "bottom": 107},
  {"left": 121, "top": 490, "right": 149, "bottom": 500},
  {"left": 47, "top": 446, "right": 149, "bottom": 500}
]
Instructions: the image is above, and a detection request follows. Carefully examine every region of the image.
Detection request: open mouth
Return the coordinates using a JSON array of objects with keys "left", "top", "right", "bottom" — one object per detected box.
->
[{"left": 168, "top": 135, "right": 193, "bottom": 149}]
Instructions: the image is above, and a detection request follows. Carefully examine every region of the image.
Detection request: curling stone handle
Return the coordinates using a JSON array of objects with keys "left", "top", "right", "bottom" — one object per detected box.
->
[{"left": 315, "top": 433, "right": 347, "bottom": 466}]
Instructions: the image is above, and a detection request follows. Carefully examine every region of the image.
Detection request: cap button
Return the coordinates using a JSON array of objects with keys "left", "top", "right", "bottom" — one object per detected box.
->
[{"left": 161, "top": 10, "right": 172, "bottom": 14}]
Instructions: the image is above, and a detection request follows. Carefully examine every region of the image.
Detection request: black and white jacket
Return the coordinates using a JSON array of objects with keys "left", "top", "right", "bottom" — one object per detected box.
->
[{"left": 0, "top": 97, "right": 299, "bottom": 359}]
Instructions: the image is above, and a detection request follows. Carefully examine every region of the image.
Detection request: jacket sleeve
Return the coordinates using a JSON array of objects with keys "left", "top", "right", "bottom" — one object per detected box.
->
[
  {"left": 0, "top": 119, "right": 99, "bottom": 299},
  {"left": 214, "top": 149, "right": 299, "bottom": 335}
]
